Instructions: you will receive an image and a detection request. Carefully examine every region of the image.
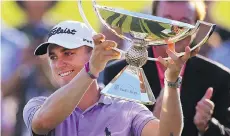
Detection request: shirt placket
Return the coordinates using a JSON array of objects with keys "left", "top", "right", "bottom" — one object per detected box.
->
[{"left": 77, "top": 103, "right": 99, "bottom": 136}]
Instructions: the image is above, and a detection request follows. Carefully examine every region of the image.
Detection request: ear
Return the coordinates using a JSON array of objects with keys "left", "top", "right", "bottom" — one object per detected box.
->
[
  {"left": 87, "top": 46, "right": 93, "bottom": 53},
  {"left": 85, "top": 46, "right": 93, "bottom": 57},
  {"left": 83, "top": 46, "right": 92, "bottom": 61}
]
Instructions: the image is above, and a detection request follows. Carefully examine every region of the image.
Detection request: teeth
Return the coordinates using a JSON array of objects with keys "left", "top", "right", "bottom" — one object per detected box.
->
[{"left": 59, "top": 70, "right": 73, "bottom": 77}]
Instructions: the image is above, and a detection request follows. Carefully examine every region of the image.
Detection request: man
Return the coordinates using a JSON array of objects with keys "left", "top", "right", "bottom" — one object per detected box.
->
[
  {"left": 23, "top": 20, "right": 193, "bottom": 136},
  {"left": 104, "top": 1, "right": 230, "bottom": 136}
]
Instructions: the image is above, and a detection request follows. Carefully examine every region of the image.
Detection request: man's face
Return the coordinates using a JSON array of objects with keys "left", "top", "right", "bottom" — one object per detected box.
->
[
  {"left": 154, "top": 1, "right": 196, "bottom": 58},
  {"left": 48, "top": 44, "right": 91, "bottom": 86}
]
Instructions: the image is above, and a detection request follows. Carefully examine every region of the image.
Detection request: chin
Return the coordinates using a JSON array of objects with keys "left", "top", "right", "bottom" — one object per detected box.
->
[
  {"left": 56, "top": 77, "right": 73, "bottom": 86},
  {"left": 58, "top": 80, "right": 71, "bottom": 87},
  {"left": 55, "top": 71, "right": 80, "bottom": 87}
]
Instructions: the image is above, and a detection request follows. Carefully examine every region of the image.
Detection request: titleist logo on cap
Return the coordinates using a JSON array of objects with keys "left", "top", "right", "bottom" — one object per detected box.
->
[{"left": 48, "top": 27, "right": 77, "bottom": 38}]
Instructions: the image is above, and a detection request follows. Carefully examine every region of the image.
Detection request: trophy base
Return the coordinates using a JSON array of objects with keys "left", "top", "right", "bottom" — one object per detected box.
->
[{"left": 101, "top": 65, "right": 156, "bottom": 105}]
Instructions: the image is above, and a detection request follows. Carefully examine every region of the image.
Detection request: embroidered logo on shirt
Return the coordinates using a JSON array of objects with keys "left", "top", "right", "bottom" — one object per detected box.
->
[{"left": 105, "top": 127, "right": 111, "bottom": 136}]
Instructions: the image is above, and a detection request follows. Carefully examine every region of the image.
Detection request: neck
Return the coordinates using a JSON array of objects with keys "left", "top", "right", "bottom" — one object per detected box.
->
[{"left": 77, "top": 80, "right": 100, "bottom": 111}]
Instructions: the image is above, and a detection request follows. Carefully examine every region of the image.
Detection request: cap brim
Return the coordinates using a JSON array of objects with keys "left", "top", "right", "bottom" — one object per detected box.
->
[
  {"left": 34, "top": 42, "right": 50, "bottom": 56},
  {"left": 34, "top": 41, "right": 64, "bottom": 56},
  {"left": 34, "top": 41, "right": 94, "bottom": 56}
]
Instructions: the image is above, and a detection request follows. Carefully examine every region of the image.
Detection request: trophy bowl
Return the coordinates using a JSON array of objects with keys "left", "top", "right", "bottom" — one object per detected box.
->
[{"left": 77, "top": 0, "right": 216, "bottom": 105}]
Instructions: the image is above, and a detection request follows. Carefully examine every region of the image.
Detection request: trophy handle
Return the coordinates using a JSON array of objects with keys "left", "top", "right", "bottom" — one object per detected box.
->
[
  {"left": 147, "top": 21, "right": 216, "bottom": 61},
  {"left": 92, "top": 0, "right": 132, "bottom": 42},
  {"left": 77, "top": 0, "right": 126, "bottom": 54},
  {"left": 190, "top": 21, "right": 216, "bottom": 51},
  {"left": 78, "top": 0, "right": 96, "bottom": 35}
]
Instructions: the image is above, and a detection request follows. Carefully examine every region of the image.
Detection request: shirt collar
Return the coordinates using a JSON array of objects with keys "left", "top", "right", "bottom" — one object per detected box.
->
[
  {"left": 75, "top": 95, "right": 113, "bottom": 114},
  {"left": 98, "top": 95, "right": 113, "bottom": 105}
]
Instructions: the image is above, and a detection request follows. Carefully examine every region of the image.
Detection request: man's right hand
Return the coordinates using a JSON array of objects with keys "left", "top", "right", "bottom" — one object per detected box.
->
[{"left": 89, "top": 34, "right": 121, "bottom": 77}]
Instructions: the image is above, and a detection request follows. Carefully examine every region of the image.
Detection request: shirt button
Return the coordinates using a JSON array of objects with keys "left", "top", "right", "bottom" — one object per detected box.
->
[{"left": 81, "top": 115, "right": 84, "bottom": 118}]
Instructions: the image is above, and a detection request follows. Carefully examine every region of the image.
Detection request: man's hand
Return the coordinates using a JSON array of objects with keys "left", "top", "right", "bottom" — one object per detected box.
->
[
  {"left": 158, "top": 46, "right": 191, "bottom": 82},
  {"left": 90, "top": 34, "right": 121, "bottom": 77},
  {"left": 194, "top": 87, "right": 215, "bottom": 133}
]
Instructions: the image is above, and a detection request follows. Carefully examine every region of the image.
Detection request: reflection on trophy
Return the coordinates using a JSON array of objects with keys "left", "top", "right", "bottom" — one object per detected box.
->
[{"left": 78, "top": 0, "right": 216, "bottom": 105}]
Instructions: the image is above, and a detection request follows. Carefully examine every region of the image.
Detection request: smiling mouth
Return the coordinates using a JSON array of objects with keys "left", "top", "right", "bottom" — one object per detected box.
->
[{"left": 59, "top": 70, "right": 74, "bottom": 77}]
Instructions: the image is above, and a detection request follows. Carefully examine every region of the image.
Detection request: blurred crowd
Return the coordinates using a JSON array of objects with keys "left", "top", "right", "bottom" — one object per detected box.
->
[{"left": 1, "top": 1, "right": 230, "bottom": 136}]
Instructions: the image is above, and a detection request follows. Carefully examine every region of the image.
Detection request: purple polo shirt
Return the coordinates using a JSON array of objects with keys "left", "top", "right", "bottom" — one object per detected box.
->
[{"left": 23, "top": 95, "right": 156, "bottom": 136}]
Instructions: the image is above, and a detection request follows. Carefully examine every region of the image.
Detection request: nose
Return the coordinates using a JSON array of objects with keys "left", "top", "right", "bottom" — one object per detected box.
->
[{"left": 55, "top": 59, "right": 67, "bottom": 68}]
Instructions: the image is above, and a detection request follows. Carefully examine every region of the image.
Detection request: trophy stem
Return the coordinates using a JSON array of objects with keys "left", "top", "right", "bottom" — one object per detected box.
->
[
  {"left": 125, "top": 40, "right": 149, "bottom": 68},
  {"left": 101, "top": 39, "right": 156, "bottom": 105},
  {"left": 101, "top": 65, "right": 155, "bottom": 105}
]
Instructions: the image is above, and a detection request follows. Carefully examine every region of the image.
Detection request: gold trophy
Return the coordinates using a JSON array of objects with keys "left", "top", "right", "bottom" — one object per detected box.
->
[{"left": 78, "top": 0, "right": 216, "bottom": 105}]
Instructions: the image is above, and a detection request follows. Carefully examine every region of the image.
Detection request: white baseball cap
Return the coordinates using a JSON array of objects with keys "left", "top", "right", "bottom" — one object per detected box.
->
[{"left": 34, "top": 20, "right": 94, "bottom": 56}]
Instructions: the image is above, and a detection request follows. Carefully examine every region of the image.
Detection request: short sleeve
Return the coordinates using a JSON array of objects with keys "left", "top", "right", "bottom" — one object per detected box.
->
[
  {"left": 23, "top": 96, "right": 47, "bottom": 136},
  {"left": 131, "top": 103, "right": 157, "bottom": 136}
]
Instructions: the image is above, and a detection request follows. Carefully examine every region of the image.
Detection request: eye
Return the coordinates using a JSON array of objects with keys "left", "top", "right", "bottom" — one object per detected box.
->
[
  {"left": 49, "top": 55, "right": 57, "bottom": 60},
  {"left": 64, "top": 51, "right": 74, "bottom": 56}
]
